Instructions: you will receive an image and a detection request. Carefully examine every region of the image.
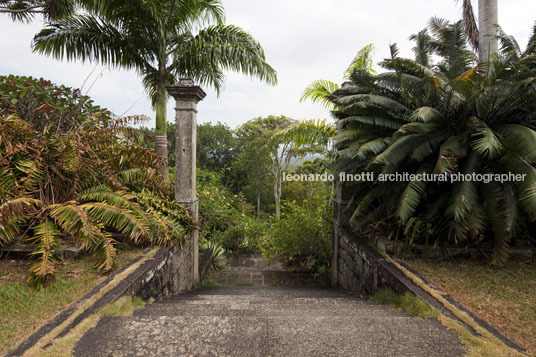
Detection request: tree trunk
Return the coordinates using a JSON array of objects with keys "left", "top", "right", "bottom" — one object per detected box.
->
[
  {"left": 155, "top": 66, "right": 169, "bottom": 179},
  {"left": 273, "top": 166, "right": 282, "bottom": 219},
  {"left": 256, "top": 174, "right": 265, "bottom": 219},
  {"left": 256, "top": 182, "right": 262, "bottom": 219},
  {"left": 478, "top": 0, "right": 499, "bottom": 62}
]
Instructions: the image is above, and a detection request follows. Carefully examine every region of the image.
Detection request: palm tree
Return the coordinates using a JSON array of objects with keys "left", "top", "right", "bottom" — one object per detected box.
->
[
  {"left": 33, "top": 0, "right": 277, "bottom": 177},
  {"left": 333, "top": 19, "right": 536, "bottom": 264}
]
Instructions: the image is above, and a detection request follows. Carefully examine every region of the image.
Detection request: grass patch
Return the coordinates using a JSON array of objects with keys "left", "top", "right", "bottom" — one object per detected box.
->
[
  {"left": 101, "top": 296, "right": 148, "bottom": 316},
  {"left": 0, "top": 249, "right": 143, "bottom": 355},
  {"left": 35, "top": 295, "right": 149, "bottom": 357},
  {"left": 407, "top": 257, "right": 536, "bottom": 356},
  {"left": 371, "top": 288, "right": 439, "bottom": 318},
  {"left": 234, "top": 282, "right": 253, "bottom": 287},
  {"left": 199, "top": 278, "right": 224, "bottom": 287}
]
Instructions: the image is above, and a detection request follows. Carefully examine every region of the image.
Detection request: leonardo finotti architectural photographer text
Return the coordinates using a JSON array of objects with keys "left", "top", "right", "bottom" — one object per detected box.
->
[{"left": 283, "top": 172, "right": 527, "bottom": 184}]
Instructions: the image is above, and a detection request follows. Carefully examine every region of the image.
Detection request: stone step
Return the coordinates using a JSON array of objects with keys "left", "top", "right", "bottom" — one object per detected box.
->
[
  {"left": 159, "top": 295, "right": 374, "bottom": 305},
  {"left": 134, "top": 303, "right": 409, "bottom": 318},
  {"left": 74, "top": 314, "right": 464, "bottom": 357},
  {"left": 175, "top": 286, "right": 357, "bottom": 298}
]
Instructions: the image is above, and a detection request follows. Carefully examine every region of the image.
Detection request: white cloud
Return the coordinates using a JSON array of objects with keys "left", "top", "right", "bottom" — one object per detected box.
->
[{"left": 1, "top": 1, "right": 534, "bottom": 129}]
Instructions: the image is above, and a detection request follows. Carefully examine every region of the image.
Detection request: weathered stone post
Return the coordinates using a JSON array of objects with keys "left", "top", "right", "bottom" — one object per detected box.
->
[
  {"left": 166, "top": 79, "right": 206, "bottom": 286},
  {"left": 332, "top": 181, "right": 352, "bottom": 287},
  {"left": 331, "top": 82, "right": 355, "bottom": 288}
]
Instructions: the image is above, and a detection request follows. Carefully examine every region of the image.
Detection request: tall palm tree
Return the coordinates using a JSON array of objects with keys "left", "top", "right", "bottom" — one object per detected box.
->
[{"left": 32, "top": 0, "right": 277, "bottom": 177}]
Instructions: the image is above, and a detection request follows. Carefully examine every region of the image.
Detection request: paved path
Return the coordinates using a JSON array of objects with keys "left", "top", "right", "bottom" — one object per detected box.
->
[{"left": 73, "top": 253, "right": 465, "bottom": 357}]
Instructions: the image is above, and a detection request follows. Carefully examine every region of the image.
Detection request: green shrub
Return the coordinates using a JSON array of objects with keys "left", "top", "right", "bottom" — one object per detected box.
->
[
  {"left": 215, "top": 216, "right": 267, "bottom": 252},
  {"left": 200, "top": 240, "right": 228, "bottom": 271},
  {"left": 263, "top": 188, "right": 332, "bottom": 273},
  {"left": 197, "top": 169, "right": 261, "bottom": 251},
  {"left": 0, "top": 77, "right": 194, "bottom": 287},
  {"left": 0, "top": 75, "right": 111, "bottom": 131},
  {"left": 197, "top": 169, "right": 248, "bottom": 233}
]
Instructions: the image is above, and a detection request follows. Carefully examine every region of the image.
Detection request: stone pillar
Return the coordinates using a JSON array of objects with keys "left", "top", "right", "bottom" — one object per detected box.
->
[
  {"left": 332, "top": 181, "right": 353, "bottom": 288},
  {"left": 166, "top": 79, "right": 206, "bottom": 286}
]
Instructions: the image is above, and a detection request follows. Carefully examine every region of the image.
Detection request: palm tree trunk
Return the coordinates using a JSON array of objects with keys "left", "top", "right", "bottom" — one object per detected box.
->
[
  {"left": 155, "top": 67, "right": 169, "bottom": 179},
  {"left": 478, "top": 0, "right": 499, "bottom": 62}
]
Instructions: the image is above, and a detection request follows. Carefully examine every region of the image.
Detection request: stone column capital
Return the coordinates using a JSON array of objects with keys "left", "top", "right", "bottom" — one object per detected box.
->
[{"left": 166, "top": 78, "right": 207, "bottom": 103}]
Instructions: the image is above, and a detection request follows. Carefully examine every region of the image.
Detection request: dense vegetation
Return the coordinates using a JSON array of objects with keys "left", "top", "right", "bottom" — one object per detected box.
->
[
  {"left": 331, "top": 19, "right": 536, "bottom": 264},
  {"left": 0, "top": 76, "right": 195, "bottom": 287},
  {"left": 0, "top": 75, "right": 334, "bottom": 285},
  {"left": 144, "top": 115, "right": 334, "bottom": 274}
]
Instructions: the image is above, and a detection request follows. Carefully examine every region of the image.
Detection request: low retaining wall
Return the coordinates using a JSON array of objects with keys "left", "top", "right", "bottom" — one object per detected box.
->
[
  {"left": 127, "top": 246, "right": 193, "bottom": 300},
  {"left": 337, "top": 228, "right": 403, "bottom": 294}
]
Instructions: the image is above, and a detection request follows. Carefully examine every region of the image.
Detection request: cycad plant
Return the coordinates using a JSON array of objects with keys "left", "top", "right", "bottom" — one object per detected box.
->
[
  {"left": 333, "top": 19, "right": 536, "bottom": 264},
  {"left": 0, "top": 79, "right": 196, "bottom": 286}
]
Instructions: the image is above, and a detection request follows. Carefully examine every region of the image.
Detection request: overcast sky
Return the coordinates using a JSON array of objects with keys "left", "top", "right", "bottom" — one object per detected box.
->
[{"left": 1, "top": 0, "right": 535, "bottom": 129}]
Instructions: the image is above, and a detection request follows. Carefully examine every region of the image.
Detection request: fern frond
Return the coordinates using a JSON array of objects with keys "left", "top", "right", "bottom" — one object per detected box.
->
[
  {"left": 27, "top": 219, "right": 60, "bottom": 288},
  {"left": 93, "top": 230, "right": 117, "bottom": 272},
  {"left": 0, "top": 197, "right": 40, "bottom": 226},
  {"left": 81, "top": 202, "right": 149, "bottom": 243}
]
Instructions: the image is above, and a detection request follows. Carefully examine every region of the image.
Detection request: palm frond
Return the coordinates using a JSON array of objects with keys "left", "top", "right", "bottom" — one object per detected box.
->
[
  {"left": 434, "top": 136, "right": 466, "bottom": 174},
  {"left": 408, "top": 107, "right": 442, "bottom": 123},
  {"left": 33, "top": 14, "right": 151, "bottom": 70},
  {"left": 409, "top": 29, "right": 432, "bottom": 66},
  {"left": 396, "top": 168, "right": 428, "bottom": 221},
  {"left": 299, "top": 80, "right": 339, "bottom": 110},
  {"left": 446, "top": 153, "right": 480, "bottom": 226},
  {"left": 273, "top": 119, "right": 335, "bottom": 148},
  {"left": 497, "top": 124, "right": 536, "bottom": 163},
  {"left": 201, "top": 240, "right": 228, "bottom": 270},
  {"left": 523, "top": 21, "right": 536, "bottom": 56},
  {"left": 171, "top": 25, "right": 277, "bottom": 94},
  {"left": 469, "top": 117, "right": 504, "bottom": 158},
  {"left": 92, "top": 230, "right": 117, "bottom": 272},
  {"left": 345, "top": 43, "right": 376, "bottom": 78},
  {"left": 458, "top": 0, "right": 479, "bottom": 51}
]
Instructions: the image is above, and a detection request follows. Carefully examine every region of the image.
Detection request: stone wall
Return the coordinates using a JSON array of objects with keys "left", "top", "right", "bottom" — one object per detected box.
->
[
  {"left": 335, "top": 227, "right": 411, "bottom": 295},
  {"left": 332, "top": 181, "right": 420, "bottom": 295},
  {"left": 126, "top": 240, "right": 194, "bottom": 300}
]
